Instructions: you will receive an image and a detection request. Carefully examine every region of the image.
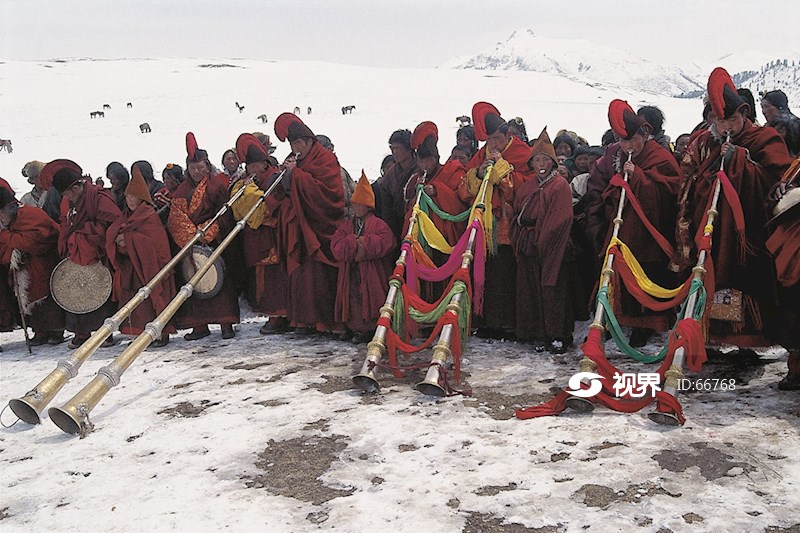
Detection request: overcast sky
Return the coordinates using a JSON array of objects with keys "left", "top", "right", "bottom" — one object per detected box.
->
[{"left": 2, "top": 0, "right": 798, "bottom": 68}]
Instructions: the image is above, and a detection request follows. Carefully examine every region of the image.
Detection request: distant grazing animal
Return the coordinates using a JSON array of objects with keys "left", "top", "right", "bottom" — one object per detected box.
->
[
  {"left": 307, "top": 107, "right": 312, "bottom": 115},
  {"left": 293, "top": 106, "right": 301, "bottom": 115},
  {"left": 235, "top": 101, "right": 245, "bottom": 113},
  {"left": 0, "top": 139, "right": 12, "bottom": 153},
  {"left": 341, "top": 105, "right": 356, "bottom": 115},
  {"left": 139, "top": 122, "right": 151, "bottom": 133},
  {"left": 456, "top": 115, "right": 472, "bottom": 127},
  {"left": 90, "top": 111, "right": 105, "bottom": 118},
  {"left": 103, "top": 104, "right": 111, "bottom": 110},
  {"left": 257, "top": 114, "right": 268, "bottom": 124},
  {"left": 127, "top": 102, "right": 133, "bottom": 108}
]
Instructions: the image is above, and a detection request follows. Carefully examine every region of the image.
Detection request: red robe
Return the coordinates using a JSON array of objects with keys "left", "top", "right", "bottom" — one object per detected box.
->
[
  {"left": 0, "top": 206, "right": 64, "bottom": 333},
  {"left": 281, "top": 142, "right": 345, "bottom": 329},
  {"left": 331, "top": 214, "right": 396, "bottom": 333},
  {"left": 167, "top": 173, "right": 240, "bottom": 328},
  {"left": 106, "top": 202, "right": 177, "bottom": 335},
  {"left": 511, "top": 172, "right": 575, "bottom": 341},
  {"left": 58, "top": 182, "right": 122, "bottom": 335},
  {"left": 589, "top": 140, "right": 683, "bottom": 331},
  {"left": 675, "top": 123, "right": 793, "bottom": 344}
]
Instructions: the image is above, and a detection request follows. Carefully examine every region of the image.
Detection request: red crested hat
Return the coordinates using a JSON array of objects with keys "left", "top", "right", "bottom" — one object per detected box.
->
[
  {"left": 236, "top": 133, "right": 270, "bottom": 164},
  {"left": 472, "top": 101, "right": 505, "bottom": 141},
  {"left": 608, "top": 99, "right": 650, "bottom": 140},
  {"left": 274, "top": 112, "right": 315, "bottom": 143},
  {"left": 185, "top": 132, "right": 209, "bottom": 164},
  {"left": 411, "top": 121, "right": 439, "bottom": 159},
  {"left": 42, "top": 159, "right": 83, "bottom": 193},
  {"left": 707, "top": 67, "right": 748, "bottom": 120}
]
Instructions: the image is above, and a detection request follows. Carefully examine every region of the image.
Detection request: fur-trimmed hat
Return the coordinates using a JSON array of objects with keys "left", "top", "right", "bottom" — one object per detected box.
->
[
  {"left": 411, "top": 121, "right": 439, "bottom": 159},
  {"left": 472, "top": 101, "right": 505, "bottom": 141},
  {"left": 528, "top": 127, "right": 557, "bottom": 166},
  {"left": 126, "top": 164, "right": 153, "bottom": 204},
  {"left": 46, "top": 159, "right": 84, "bottom": 193},
  {"left": 185, "top": 132, "right": 210, "bottom": 164},
  {"left": 236, "top": 133, "right": 270, "bottom": 165},
  {"left": 22, "top": 161, "right": 45, "bottom": 184},
  {"left": 707, "top": 67, "right": 748, "bottom": 120},
  {"left": 351, "top": 170, "right": 375, "bottom": 209},
  {"left": 274, "top": 113, "right": 315, "bottom": 143},
  {"left": 608, "top": 99, "right": 651, "bottom": 140}
]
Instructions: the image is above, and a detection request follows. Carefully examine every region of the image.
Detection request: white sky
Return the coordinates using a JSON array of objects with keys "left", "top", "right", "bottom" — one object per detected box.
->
[{"left": 2, "top": 0, "right": 798, "bottom": 67}]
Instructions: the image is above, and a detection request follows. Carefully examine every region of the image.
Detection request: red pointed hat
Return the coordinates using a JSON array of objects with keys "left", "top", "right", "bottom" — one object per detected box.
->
[
  {"left": 185, "top": 132, "right": 209, "bottom": 164},
  {"left": 42, "top": 159, "right": 83, "bottom": 193},
  {"left": 274, "top": 112, "right": 315, "bottom": 143},
  {"left": 608, "top": 99, "right": 650, "bottom": 140},
  {"left": 236, "top": 133, "right": 270, "bottom": 164},
  {"left": 707, "top": 67, "right": 747, "bottom": 120},
  {"left": 472, "top": 101, "right": 505, "bottom": 141},
  {"left": 411, "top": 121, "right": 439, "bottom": 158}
]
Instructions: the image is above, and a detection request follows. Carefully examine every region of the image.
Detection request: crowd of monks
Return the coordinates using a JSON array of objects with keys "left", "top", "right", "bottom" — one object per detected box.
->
[{"left": 1, "top": 66, "right": 799, "bottom": 391}]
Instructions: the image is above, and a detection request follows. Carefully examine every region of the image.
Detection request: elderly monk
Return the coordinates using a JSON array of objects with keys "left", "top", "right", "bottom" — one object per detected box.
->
[
  {"left": 106, "top": 165, "right": 176, "bottom": 347},
  {"left": 167, "top": 133, "right": 239, "bottom": 340},
  {"left": 274, "top": 113, "right": 345, "bottom": 334},
  {"left": 331, "top": 172, "right": 396, "bottom": 343},
  {"left": 52, "top": 159, "right": 122, "bottom": 349}
]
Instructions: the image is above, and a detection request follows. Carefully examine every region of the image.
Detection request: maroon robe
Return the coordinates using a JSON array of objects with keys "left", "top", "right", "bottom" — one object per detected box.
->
[
  {"left": 402, "top": 160, "right": 469, "bottom": 245},
  {"left": 0, "top": 206, "right": 64, "bottom": 334},
  {"left": 281, "top": 141, "right": 345, "bottom": 329},
  {"left": 58, "top": 182, "right": 121, "bottom": 335},
  {"left": 460, "top": 137, "right": 534, "bottom": 332},
  {"left": 675, "top": 122, "right": 793, "bottom": 344},
  {"left": 331, "top": 214, "right": 396, "bottom": 333},
  {"left": 167, "top": 173, "right": 240, "bottom": 328},
  {"left": 511, "top": 172, "right": 575, "bottom": 342},
  {"left": 588, "top": 140, "right": 683, "bottom": 331},
  {"left": 106, "top": 202, "right": 177, "bottom": 335}
]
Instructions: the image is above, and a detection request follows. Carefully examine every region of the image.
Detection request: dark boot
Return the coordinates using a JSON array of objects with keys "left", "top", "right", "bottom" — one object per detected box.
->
[
  {"left": 629, "top": 327, "right": 654, "bottom": 348},
  {"left": 260, "top": 317, "right": 289, "bottom": 335},
  {"left": 184, "top": 326, "right": 210, "bottom": 341},
  {"left": 220, "top": 323, "right": 235, "bottom": 339},
  {"left": 778, "top": 351, "right": 800, "bottom": 391}
]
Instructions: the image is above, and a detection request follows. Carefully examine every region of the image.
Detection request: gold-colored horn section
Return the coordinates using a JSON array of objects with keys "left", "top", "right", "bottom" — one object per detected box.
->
[
  {"left": 48, "top": 171, "right": 285, "bottom": 436},
  {"left": 6, "top": 182, "right": 251, "bottom": 426}
]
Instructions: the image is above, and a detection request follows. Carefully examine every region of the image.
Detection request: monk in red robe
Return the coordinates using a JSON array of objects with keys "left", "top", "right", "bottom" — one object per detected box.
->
[
  {"left": 274, "top": 113, "right": 345, "bottom": 334},
  {"left": 106, "top": 165, "right": 176, "bottom": 347},
  {"left": 458, "top": 102, "right": 535, "bottom": 337},
  {"left": 375, "top": 129, "right": 418, "bottom": 246},
  {"left": 586, "top": 100, "right": 683, "bottom": 347},
  {"left": 52, "top": 159, "right": 122, "bottom": 349},
  {"left": 167, "top": 133, "right": 240, "bottom": 340},
  {"left": 0, "top": 179, "right": 17, "bottom": 336},
  {"left": 232, "top": 133, "right": 290, "bottom": 334},
  {"left": 331, "top": 172, "right": 396, "bottom": 342},
  {"left": 766, "top": 157, "right": 800, "bottom": 389},
  {"left": 673, "top": 68, "right": 793, "bottom": 349},
  {"left": 0, "top": 187, "right": 65, "bottom": 345},
  {"left": 511, "top": 129, "right": 576, "bottom": 352}
]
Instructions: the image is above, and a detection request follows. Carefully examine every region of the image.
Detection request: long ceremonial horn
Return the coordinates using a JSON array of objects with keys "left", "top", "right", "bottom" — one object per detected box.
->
[
  {"left": 5, "top": 177, "right": 251, "bottom": 426},
  {"left": 352, "top": 170, "right": 429, "bottom": 392},
  {"left": 565, "top": 150, "right": 633, "bottom": 413},
  {"left": 648, "top": 133, "right": 730, "bottom": 425},
  {"left": 48, "top": 170, "right": 285, "bottom": 436},
  {"left": 415, "top": 175, "right": 491, "bottom": 396}
]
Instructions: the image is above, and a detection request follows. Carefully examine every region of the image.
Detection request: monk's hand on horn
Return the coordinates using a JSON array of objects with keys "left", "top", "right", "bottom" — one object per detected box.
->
[{"left": 623, "top": 160, "right": 635, "bottom": 176}]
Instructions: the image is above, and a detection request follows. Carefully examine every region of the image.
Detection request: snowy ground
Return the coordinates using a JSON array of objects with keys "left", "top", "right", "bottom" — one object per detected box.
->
[
  {"left": 1, "top": 57, "right": 798, "bottom": 532},
  {"left": 1, "top": 304, "right": 798, "bottom": 533}
]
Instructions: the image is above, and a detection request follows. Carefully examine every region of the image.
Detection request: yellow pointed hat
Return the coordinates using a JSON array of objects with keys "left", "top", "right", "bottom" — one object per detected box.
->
[{"left": 351, "top": 170, "right": 375, "bottom": 209}]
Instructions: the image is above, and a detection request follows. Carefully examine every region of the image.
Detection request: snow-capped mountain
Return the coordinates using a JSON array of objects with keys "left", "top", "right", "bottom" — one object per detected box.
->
[
  {"left": 734, "top": 59, "right": 800, "bottom": 112},
  {"left": 444, "top": 29, "right": 703, "bottom": 97}
]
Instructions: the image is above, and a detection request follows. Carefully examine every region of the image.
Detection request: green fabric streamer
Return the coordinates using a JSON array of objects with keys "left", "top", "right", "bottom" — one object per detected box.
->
[
  {"left": 419, "top": 190, "right": 471, "bottom": 222},
  {"left": 390, "top": 280, "right": 472, "bottom": 348}
]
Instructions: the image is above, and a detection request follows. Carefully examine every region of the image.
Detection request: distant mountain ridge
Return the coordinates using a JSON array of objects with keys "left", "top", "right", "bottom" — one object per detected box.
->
[{"left": 446, "top": 29, "right": 799, "bottom": 101}]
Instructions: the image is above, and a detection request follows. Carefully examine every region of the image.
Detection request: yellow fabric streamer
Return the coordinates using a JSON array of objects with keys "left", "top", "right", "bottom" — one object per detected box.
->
[
  {"left": 607, "top": 237, "right": 685, "bottom": 298},
  {"left": 466, "top": 161, "right": 497, "bottom": 254},
  {"left": 231, "top": 180, "right": 267, "bottom": 230},
  {"left": 413, "top": 206, "right": 454, "bottom": 254}
]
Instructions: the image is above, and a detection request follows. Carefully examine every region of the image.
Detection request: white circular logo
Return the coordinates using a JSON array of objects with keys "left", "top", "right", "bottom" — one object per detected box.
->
[{"left": 566, "top": 372, "right": 604, "bottom": 398}]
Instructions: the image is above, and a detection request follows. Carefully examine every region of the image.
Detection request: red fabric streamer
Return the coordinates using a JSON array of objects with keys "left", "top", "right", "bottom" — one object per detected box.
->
[{"left": 610, "top": 174, "right": 674, "bottom": 258}]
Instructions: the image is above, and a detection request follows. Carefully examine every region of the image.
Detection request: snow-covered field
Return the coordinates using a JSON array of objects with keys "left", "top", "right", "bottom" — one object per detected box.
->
[{"left": 1, "top": 58, "right": 798, "bottom": 533}]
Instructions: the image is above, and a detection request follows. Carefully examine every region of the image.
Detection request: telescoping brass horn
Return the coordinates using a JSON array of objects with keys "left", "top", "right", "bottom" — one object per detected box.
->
[
  {"left": 48, "top": 170, "right": 285, "bottom": 436},
  {"left": 5, "top": 180, "right": 251, "bottom": 426},
  {"left": 354, "top": 165, "right": 491, "bottom": 394}
]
